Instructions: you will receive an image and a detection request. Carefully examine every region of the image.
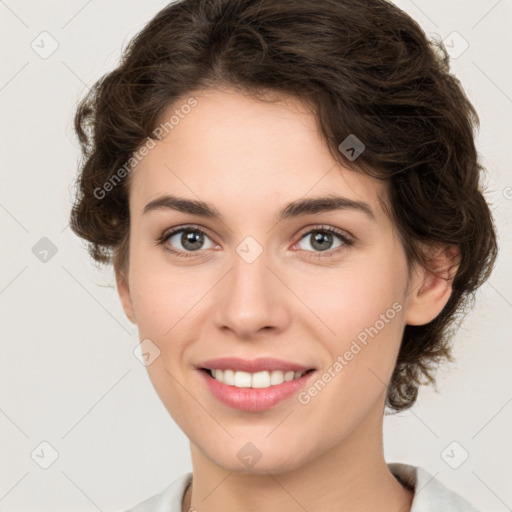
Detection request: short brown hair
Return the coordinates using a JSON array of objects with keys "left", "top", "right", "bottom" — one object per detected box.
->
[{"left": 70, "top": 0, "right": 498, "bottom": 411}]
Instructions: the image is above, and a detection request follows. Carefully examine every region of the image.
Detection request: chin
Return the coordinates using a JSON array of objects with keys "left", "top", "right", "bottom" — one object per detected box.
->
[{"left": 197, "top": 437, "right": 311, "bottom": 475}]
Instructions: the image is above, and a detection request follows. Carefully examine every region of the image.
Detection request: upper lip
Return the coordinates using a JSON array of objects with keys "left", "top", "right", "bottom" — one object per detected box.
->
[{"left": 197, "top": 357, "right": 315, "bottom": 373}]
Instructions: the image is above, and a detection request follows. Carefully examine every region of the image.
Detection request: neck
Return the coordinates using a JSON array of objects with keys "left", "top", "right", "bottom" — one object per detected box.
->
[{"left": 182, "top": 405, "right": 413, "bottom": 512}]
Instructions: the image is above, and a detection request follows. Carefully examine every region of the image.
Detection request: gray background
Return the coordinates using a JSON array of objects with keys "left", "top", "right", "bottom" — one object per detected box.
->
[{"left": 0, "top": 0, "right": 511, "bottom": 510}]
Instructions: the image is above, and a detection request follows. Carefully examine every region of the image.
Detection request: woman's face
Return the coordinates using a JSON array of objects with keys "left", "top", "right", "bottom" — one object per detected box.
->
[{"left": 118, "top": 88, "right": 430, "bottom": 473}]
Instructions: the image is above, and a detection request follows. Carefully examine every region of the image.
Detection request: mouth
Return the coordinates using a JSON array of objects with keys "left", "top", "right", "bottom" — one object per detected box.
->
[{"left": 196, "top": 359, "right": 317, "bottom": 412}]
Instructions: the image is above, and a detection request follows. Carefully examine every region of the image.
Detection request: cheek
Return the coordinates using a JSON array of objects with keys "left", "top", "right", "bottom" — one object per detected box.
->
[
  {"left": 295, "top": 245, "right": 409, "bottom": 401},
  {"left": 296, "top": 248, "right": 408, "bottom": 344},
  {"left": 129, "top": 267, "right": 204, "bottom": 341},
  {"left": 126, "top": 254, "right": 208, "bottom": 424},
  {"left": 127, "top": 236, "right": 211, "bottom": 336}
]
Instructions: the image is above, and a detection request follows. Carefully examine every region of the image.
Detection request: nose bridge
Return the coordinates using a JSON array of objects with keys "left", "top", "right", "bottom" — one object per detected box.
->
[{"left": 214, "top": 241, "right": 289, "bottom": 337}]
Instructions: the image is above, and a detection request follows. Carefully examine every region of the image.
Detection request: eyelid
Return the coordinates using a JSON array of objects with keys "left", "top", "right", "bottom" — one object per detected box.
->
[
  {"left": 296, "top": 224, "right": 353, "bottom": 243},
  {"left": 160, "top": 223, "right": 215, "bottom": 243}
]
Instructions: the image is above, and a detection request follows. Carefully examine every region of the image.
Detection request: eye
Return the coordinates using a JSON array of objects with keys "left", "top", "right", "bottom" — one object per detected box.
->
[
  {"left": 295, "top": 226, "right": 352, "bottom": 255},
  {"left": 158, "top": 224, "right": 353, "bottom": 259},
  {"left": 159, "top": 226, "right": 217, "bottom": 257}
]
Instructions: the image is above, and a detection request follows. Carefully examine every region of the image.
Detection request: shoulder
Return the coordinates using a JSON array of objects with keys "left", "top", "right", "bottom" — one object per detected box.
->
[
  {"left": 119, "top": 472, "right": 192, "bottom": 512},
  {"left": 388, "top": 463, "right": 481, "bottom": 512}
]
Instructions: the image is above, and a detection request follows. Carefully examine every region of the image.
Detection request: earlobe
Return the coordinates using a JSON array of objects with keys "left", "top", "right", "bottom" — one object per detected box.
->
[
  {"left": 405, "top": 245, "right": 460, "bottom": 326},
  {"left": 115, "top": 266, "right": 137, "bottom": 324}
]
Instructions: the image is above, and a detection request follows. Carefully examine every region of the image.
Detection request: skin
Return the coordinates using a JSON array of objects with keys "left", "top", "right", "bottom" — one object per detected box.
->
[{"left": 116, "top": 87, "right": 457, "bottom": 512}]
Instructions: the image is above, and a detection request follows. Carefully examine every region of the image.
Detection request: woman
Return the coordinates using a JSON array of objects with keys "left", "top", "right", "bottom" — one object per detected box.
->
[{"left": 70, "top": 0, "right": 497, "bottom": 510}]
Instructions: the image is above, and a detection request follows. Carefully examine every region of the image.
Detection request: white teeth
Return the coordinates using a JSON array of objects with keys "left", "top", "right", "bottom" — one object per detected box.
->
[
  {"left": 234, "top": 371, "right": 252, "bottom": 387},
  {"left": 209, "top": 369, "right": 307, "bottom": 388},
  {"left": 251, "top": 371, "right": 270, "bottom": 388},
  {"left": 223, "top": 369, "right": 235, "bottom": 385}
]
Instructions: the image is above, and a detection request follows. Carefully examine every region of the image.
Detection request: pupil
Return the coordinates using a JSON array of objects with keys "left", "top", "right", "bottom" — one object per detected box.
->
[
  {"left": 182, "top": 230, "right": 203, "bottom": 251},
  {"left": 312, "top": 231, "right": 332, "bottom": 251}
]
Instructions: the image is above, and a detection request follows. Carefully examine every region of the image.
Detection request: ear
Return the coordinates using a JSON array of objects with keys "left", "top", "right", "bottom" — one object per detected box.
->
[
  {"left": 115, "top": 263, "right": 136, "bottom": 324},
  {"left": 405, "top": 244, "right": 460, "bottom": 326}
]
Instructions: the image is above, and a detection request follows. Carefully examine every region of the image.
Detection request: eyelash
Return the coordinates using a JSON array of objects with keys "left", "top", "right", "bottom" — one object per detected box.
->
[{"left": 157, "top": 224, "right": 353, "bottom": 260}]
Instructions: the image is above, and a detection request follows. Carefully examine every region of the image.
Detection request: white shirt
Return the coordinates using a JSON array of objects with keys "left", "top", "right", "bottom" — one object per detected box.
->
[{"left": 122, "top": 463, "right": 480, "bottom": 512}]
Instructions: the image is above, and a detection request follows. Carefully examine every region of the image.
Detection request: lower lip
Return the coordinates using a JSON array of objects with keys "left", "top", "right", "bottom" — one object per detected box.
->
[{"left": 199, "top": 369, "right": 316, "bottom": 412}]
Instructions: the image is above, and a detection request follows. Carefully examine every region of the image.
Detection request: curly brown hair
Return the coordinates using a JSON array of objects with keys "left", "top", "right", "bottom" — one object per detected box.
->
[{"left": 70, "top": 0, "right": 498, "bottom": 411}]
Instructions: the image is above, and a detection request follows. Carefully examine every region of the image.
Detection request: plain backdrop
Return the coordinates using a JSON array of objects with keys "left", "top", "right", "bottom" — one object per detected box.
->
[{"left": 1, "top": 1, "right": 511, "bottom": 511}]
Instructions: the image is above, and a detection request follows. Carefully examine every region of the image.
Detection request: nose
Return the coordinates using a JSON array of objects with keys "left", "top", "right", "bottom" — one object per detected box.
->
[{"left": 213, "top": 250, "right": 291, "bottom": 340}]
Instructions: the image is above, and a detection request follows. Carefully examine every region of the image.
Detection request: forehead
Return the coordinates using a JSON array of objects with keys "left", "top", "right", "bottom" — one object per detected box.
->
[{"left": 129, "top": 87, "right": 387, "bottom": 217}]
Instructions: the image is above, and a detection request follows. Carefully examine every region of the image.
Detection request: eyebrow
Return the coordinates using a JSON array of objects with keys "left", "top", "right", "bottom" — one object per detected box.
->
[{"left": 142, "top": 194, "right": 375, "bottom": 222}]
